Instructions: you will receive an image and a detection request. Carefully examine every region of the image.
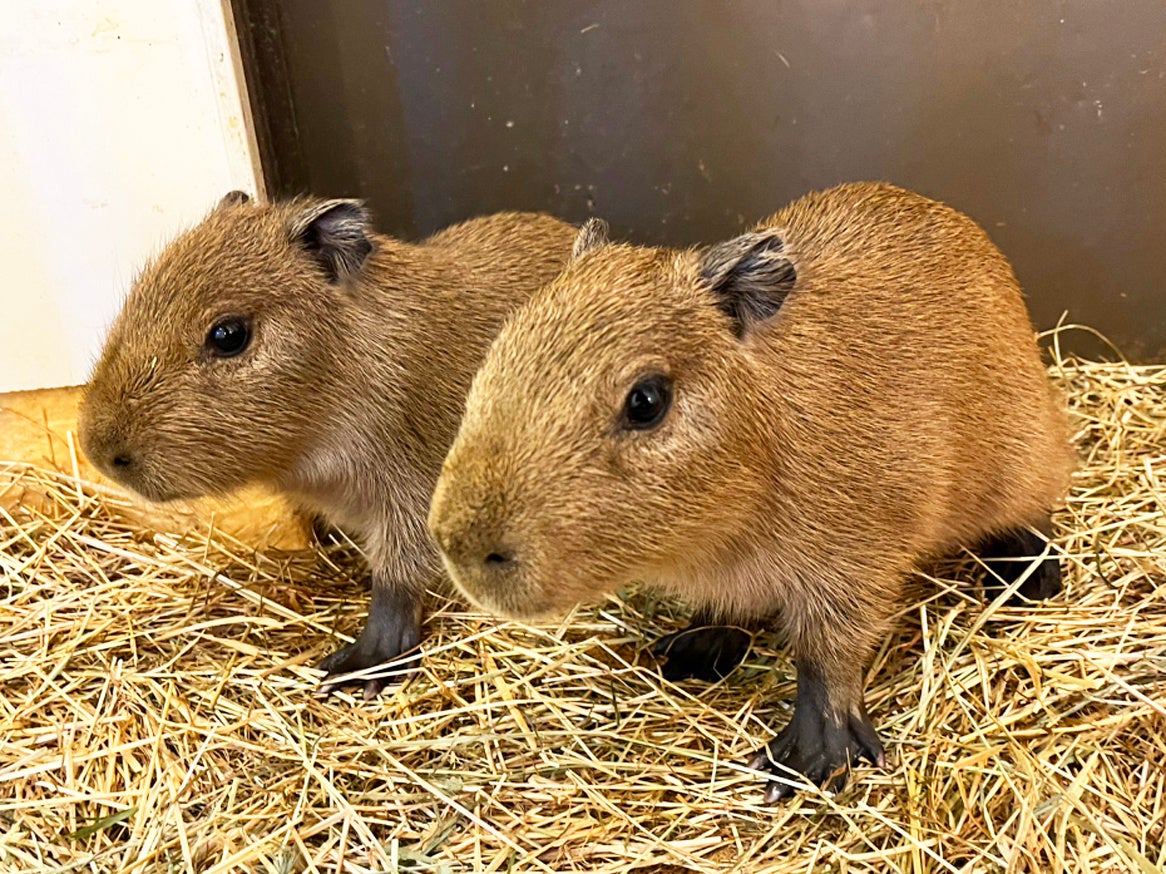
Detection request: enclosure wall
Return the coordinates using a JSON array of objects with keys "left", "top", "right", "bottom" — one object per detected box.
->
[{"left": 234, "top": 0, "right": 1166, "bottom": 360}]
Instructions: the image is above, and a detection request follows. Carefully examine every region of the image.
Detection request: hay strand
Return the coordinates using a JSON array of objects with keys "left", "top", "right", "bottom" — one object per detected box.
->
[{"left": 1, "top": 353, "right": 1163, "bottom": 873}]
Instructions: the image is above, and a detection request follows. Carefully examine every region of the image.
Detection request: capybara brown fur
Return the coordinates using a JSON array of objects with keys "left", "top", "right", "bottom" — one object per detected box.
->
[
  {"left": 79, "top": 192, "right": 577, "bottom": 697},
  {"left": 428, "top": 182, "right": 1075, "bottom": 800}
]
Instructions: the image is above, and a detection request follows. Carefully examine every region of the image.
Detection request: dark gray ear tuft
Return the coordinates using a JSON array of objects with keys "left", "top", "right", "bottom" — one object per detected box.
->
[
  {"left": 572, "top": 217, "right": 610, "bottom": 260},
  {"left": 699, "top": 230, "right": 796, "bottom": 338},
  {"left": 290, "top": 199, "right": 373, "bottom": 283},
  {"left": 218, "top": 190, "right": 252, "bottom": 209}
]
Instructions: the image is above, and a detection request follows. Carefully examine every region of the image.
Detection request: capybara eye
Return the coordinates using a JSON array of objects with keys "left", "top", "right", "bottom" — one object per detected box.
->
[
  {"left": 205, "top": 316, "right": 251, "bottom": 358},
  {"left": 622, "top": 375, "right": 673, "bottom": 431}
]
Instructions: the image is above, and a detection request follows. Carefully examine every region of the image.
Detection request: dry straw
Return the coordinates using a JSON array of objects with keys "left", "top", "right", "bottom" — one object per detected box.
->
[{"left": 1, "top": 340, "right": 1164, "bottom": 873}]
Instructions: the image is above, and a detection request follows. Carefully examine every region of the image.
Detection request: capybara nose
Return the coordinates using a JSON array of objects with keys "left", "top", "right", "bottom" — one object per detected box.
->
[
  {"left": 483, "top": 549, "right": 517, "bottom": 571},
  {"left": 94, "top": 437, "right": 136, "bottom": 477},
  {"left": 434, "top": 516, "right": 519, "bottom": 577},
  {"left": 429, "top": 477, "right": 521, "bottom": 580},
  {"left": 447, "top": 538, "right": 519, "bottom": 575},
  {"left": 78, "top": 417, "right": 134, "bottom": 479}
]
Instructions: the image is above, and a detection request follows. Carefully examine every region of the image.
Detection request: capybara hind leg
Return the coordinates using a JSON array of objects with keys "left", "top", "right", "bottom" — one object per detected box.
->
[
  {"left": 979, "top": 516, "right": 1061, "bottom": 603},
  {"left": 652, "top": 608, "right": 753, "bottom": 682}
]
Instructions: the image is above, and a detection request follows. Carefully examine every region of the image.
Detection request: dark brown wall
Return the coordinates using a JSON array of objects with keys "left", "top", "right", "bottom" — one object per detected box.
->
[{"left": 234, "top": 0, "right": 1166, "bottom": 360}]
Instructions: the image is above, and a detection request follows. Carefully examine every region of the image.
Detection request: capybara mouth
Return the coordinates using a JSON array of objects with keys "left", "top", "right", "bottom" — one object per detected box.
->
[
  {"left": 439, "top": 553, "right": 560, "bottom": 620},
  {"left": 110, "top": 472, "right": 192, "bottom": 503},
  {"left": 87, "top": 451, "right": 204, "bottom": 503}
]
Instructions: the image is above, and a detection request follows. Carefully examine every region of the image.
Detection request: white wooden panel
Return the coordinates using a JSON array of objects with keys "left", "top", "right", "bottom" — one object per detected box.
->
[{"left": 0, "top": 0, "right": 260, "bottom": 392}]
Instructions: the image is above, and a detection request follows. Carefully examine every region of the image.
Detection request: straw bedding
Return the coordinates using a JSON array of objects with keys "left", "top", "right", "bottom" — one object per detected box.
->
[{"left": 1, "top": 349, "right": 1163, "bottom": 873}]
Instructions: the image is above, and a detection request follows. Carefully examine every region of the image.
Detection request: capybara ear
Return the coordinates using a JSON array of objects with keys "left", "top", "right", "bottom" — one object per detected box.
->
[
  {"left": 571, "top": 217, "right": 610, "bottom": 260},
  {"left": 699, "top": 229, "right": 796, "bottom": 338},
  {"left": 288, "top": 199, "right": 373, "bottom": 283},
  {"left": 217, "top": 190, "right": 252, "bottom": 209}
]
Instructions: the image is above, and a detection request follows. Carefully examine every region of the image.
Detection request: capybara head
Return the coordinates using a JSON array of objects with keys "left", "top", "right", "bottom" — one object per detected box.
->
[
  {"left": 428, "top": 219, "right": 797, "bottom": 617},
  {"left": 79, "top": 192, "right": 374, "bottom": 501}
]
